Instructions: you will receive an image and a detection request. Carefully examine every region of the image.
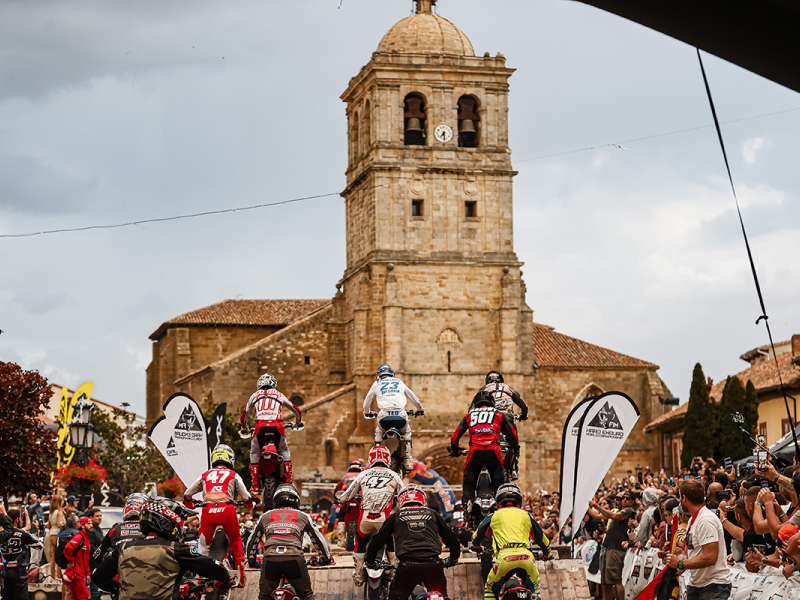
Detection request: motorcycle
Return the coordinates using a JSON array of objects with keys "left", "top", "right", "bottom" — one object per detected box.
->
[
  {"left": 500, "top": 413, "right": 521, "bottom": 483},
  {"left": 342, "top": 493, "right": 362, "bottom": 552},
  {"left": 192, "top": 501, "right": 246, "bottom": 599},
  {"left": 270, "top": 555, "right": 334, "bottom": 600},
  {"left": 364, "top": 410, "right": 423, "bottom": 476},
  {"left": 240, "top": 421, "right": 304, "bottom": 511},
  {"left": 408, "top": 559, "right": 457, "bottom": 600},
  {"left": 363, "top": 558, "right": 395, "bottom": 600},
  {"left": 498, "top": 572, "right": 540, "bottom": 600}
]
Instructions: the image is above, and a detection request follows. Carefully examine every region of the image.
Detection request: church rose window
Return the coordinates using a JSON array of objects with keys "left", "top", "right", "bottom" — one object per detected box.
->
[
  {"left": 457, "top": 95, "right": 480, "bottom": 148},
  {"left": 404, "top": 94, "right": 426, "bottom": 146}
]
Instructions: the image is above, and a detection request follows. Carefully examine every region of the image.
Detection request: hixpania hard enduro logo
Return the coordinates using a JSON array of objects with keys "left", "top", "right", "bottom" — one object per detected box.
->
[
  {"left": 173, "top": 405, "right": 204, "bottom": 442},
  {"left": 586, "top": 401, "right": 624, "bottom": 439}
]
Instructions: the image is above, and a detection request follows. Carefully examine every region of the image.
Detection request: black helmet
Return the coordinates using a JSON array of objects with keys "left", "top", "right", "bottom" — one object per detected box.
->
[
  {"left": 486, "top": 371, "right": 504, "bottom": 385},
  {"left": 495, "top": 483, "right": 523, "bottom": 508},
  {"left": 140, "top": 497, "right": 196, "bottom": 541},
  {"left": 472, "top": 390, "right": 496, "bottom": 408},
  {"left": 273, "top": 484, "right": 300, "bottom": 509}
]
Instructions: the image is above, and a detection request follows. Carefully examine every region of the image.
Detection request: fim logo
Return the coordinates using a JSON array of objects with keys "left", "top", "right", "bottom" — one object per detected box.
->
[
  {"left": 166, "top": 436, "right": 178, "bottom": 457},
  {"left": 174, "top": 405, "right": 204, "bottom": 441},
  {"left": 586, "top": 402, "right": 624, "bottom": 440}
]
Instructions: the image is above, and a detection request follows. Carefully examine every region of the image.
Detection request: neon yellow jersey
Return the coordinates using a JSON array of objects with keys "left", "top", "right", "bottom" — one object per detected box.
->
[{"left": 473, "top": 507, "right": 551, "bottom": 558}]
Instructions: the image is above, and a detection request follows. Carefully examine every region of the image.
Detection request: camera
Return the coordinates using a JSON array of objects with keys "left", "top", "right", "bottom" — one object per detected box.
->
[
  {"left": 732, "top": 412, "right": 745, "bottom": 424},
  {"left": 715, "top": 490, "right": 732, "bottom": 500}
]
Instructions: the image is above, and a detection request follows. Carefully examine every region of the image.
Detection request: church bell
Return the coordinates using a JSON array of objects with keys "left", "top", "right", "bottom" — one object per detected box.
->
[{"left": 406, "top": 117, "right": 423, "bottom": 132}]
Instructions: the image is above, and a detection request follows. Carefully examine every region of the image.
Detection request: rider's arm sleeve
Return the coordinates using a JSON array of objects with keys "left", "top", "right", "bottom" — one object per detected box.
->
[
  {"left": 233, "top": 473, "right": 251, "bottom": 502},
  {"left": 436, "top": 512, "right": 461, "bottom": 561},
  {"left": 529, "top": 515, "right": 552, "bottom": 557},
  {"left": 304, "top": 515, "right": 331, "bottom": 559},
  {"left": 511, "top": 387, "right": 528, "bottom": 419},
  {"left": 363, "top": 383, "right": 377, "bottom": 415},
  {"left": 451, "top": 416, "right": 468, "bottom": 447},
  {"left": 246, "top": 516, "right": 265, "bottom": 559},
  {"left": 241, "top": 395, "right": 255, "bottom": 428},
  {"left": 404, "top": 385, "right": 423, "bottom": 410},
  {"left": 92, "top": 547, "right": 119, "bottom": 589},
  {"left": 95, "top": 526, "right": 115, "bottom": 560},
  {"left": 184, "top": 476, "right": 204, "bottom": 501},
  {"left": 364, "top": 513, "right": 396, "bottom": 565},
  {"left": 341, "top": 472, "right": 363, "bottom": 503},
  {"left": 472, "top": 513, "right": 493, "bottom": 545},
  {"left": 0, "top": 515, "right": 13, "bottom": 545},
  {"left": 279, "top": 393, "right": 302, "bottom": 421},
  {"left": 500, "top": 414, "right": 520, "bottom": 448},
  {"left": 175, "top": 543, "right": 231, "bottom": 583}
]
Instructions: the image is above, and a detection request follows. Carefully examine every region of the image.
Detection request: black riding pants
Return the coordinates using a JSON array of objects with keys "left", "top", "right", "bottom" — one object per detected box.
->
[
  {"left": 388, "top": 559, "right": 448, "bottom": 600},
  {"left": 462, "top": 449, "right": 504, "bottom": 504},
  {"left": 258, "top": 556, "right": 314, "bottom": 600},
  {"left": 1, "top": 568, "right": 28, "bottom": 600}
]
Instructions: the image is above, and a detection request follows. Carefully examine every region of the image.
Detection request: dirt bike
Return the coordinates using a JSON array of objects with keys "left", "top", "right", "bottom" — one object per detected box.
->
[
  {"left": 191, "top": 501, "right": 247, "bottom": 599},
  {"left": 500, "top": 413, "right": 521, "bottom": 483},
  {"left": 341, "top": 492, "right": 362, "bottom": 552},
  {"left": 240, "top": 421, "right": 304, "bottom": 511},
  {"left": 407, "top": 559, "right": 457, "bottom": 600},
  {"left": 269, "top": 555, "right": 334, "bottom": 600},
  {"left": 364, "top": 410, "right": 423, "bottom": 476},
  {"left": 363, "top": 558, "right": 395, "bottom": 600},
  {"left": 498, "top": 572, "right": 540, "bottom": 600}
]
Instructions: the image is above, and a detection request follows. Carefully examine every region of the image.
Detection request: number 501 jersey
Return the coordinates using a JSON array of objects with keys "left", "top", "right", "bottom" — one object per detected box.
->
[{"left": 451, "top": 405, "right": 519, "bottom": 451}]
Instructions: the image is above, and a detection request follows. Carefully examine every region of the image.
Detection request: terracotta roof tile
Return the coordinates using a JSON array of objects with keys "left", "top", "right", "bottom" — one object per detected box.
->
[
  {"left": 533, "top": 323, "right": 658, "bottom": 369},
  {"left": 644, "top": 402, "right": 688, "bottom": 432},
  {"left": 150, "top": 299, "right": 331, "bottom": 340},
  {"left": 710, "top": 350, "right": 800, "bottom": 402}
]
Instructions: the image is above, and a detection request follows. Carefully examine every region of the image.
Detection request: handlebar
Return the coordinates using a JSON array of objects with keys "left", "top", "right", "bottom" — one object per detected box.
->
[{"left": 193, "top": 500, "right": 250, "bottom": 508}]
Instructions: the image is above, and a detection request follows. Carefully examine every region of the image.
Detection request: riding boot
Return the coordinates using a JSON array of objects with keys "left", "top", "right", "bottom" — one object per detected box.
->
[
  {"left": 353, "top": 553, "right": 366, "bottom": 586},
  {"left": 249, "top": 465, "right": 260, "bottom": 494},
  {"left": 284, "top": 461, "right": 293, "bottom": 484},
  {"left": 238, "top": 565, "right": 247, "bottom": 587},
  {"left": 404, "top": 440, "right": 414, "bottom": 472}
]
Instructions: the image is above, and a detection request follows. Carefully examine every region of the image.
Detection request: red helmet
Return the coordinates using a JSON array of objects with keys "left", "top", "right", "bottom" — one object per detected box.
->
[
  {"left": 399, "top": 484, "right": 426, "bottom": 508},
  {"left": 368, "top": 445, "right": 391, "bottom": 468},
  {"left": 348, "top": 459, "right": 364, "bottom": 473}
]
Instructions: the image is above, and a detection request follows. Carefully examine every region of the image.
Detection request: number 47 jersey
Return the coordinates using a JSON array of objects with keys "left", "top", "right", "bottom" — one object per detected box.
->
[
  {"left": 341, "top": 467, "right": 404, "bottom": 514},
  {"left": 185, "top": 466, "right": 251, "bottom": 504}
]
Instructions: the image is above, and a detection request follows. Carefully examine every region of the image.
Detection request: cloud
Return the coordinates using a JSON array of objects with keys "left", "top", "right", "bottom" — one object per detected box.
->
[{"left": 742, "top": 137, "right": 765, "bottom": 164}]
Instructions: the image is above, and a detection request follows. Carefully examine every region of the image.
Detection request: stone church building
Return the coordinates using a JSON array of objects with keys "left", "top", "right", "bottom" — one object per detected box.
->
[{"left": 146, "top": 0, "right": 670, "bottom": 496}]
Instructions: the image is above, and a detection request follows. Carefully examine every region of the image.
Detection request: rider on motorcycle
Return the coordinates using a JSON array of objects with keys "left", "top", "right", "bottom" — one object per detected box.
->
[
  {"left": 94, "top": 497, "right": 231, "bottom": 600},
  {"left": 363, "top": 364, "right": 424, "bottom": 472},
  {"left": 476, "top": 371, "right": 528, "bottom": 421},
  {"left": 241, "top": 374, "right": 303, "bottom": 491},
  {"left": 184, "top": 444, "right": 254, "bottom": 584},
  {"left": 95, "top": 493, "right": 147, "bottom": 563},
  {"left": 340, "top": 445, "right": 404, "bottom": 586},
  {"left": 334, "top": 459, "right": 364, "bottom": 529},
  {"left": 449, "top": 391, "right": 520, "bottom": 525},
  {"left": 365, "top": 484, "right": 461, "bottom": 600},
  {"left": 473, "top": 483, "right": 551, "bottom": 600},
  {"left": 246, "top": 484, "right": 331, "bottom": 600}
]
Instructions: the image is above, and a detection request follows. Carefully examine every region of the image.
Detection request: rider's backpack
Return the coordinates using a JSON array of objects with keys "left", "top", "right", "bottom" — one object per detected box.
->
[{"left": 54, "top": 530, "right": 82, "bottom": 569}]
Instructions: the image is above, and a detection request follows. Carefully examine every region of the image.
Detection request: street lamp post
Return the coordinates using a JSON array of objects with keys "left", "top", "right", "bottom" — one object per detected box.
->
[{"left": 68, "top": 394, "right": 96, "bottom": 511}]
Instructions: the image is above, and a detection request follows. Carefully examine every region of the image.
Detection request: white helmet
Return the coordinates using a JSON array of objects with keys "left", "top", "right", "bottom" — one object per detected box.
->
[{"left": 257, "top": 374, "right": 277, "bottom": 390}]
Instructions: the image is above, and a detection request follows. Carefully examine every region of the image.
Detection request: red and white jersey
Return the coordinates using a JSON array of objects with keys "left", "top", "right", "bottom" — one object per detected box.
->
[
  {"left": 340, "top": 466, "right": 403, "bottom": 514},
  {"left": 185, "top": 466, "right": 251, "bottom": 504},
  {"left": 242, "top": 388, "right": 301, "bottom": 425}
]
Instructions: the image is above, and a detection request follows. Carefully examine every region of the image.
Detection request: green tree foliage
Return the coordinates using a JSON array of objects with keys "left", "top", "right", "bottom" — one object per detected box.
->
[
  {"left": 681, "top": 363, "right": 714, "bottom": 467},
  {"left": 0, "top": 362, "right": 58, "bottom": 498},
  {"left": 743, "top": 380, "right": 760, "bottom": 438},
  {"left": 92, "top": 403, "right": 170, "bottom": 504},
  {"left": 715, "top": 376, "right": 750, "bottom": 460}
]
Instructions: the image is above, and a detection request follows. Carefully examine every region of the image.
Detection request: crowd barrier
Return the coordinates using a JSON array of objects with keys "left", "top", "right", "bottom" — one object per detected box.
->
[{"left": 575, "top": 542, "right": 800, "bottom": 600}]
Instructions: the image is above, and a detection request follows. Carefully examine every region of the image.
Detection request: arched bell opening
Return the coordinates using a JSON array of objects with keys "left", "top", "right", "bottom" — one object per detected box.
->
[
  {"left": 404, "top": 93, "right": 427, "bottom": 146},
  {"left": 457, "top": 95, "right": 480, "bottom": 148}
]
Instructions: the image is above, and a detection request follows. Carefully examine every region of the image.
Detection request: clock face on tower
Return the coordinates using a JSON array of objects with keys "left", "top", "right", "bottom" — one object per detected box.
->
[{"left": 434, "top": 124, "right": 453, "bottom": 143}]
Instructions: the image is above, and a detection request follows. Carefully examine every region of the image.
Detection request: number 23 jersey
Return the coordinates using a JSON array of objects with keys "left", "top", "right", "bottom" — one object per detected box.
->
[
  {"left": 184, "top": 466, "right": 251, "bottom": 504},
  {"left": 342, "top": 467, "right": 404, "bottom": 513}
]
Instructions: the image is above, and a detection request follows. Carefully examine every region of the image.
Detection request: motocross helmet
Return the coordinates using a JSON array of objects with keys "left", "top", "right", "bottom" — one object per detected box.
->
[
  {"left": 257, "top": 373, "right": 277, "bottom": 390},
  {"left": 140, "top": 497, "right": 196, "bottom": 541},
  {"left": 398, "top": 484, "right": 426, "bottom": 509},
  {"left": 211, "top": 444, "right": 235, "bottom": 469},
  {"left": 347, "top": 459, "right": 364, "bottom": 473},
  {"left": 495, "top": 483, "right": 523, "bottom": 508},
  {"left": 472, "top": 390, "right": 496, "bottom": 409},
  {"left": 273, "top": 484, "right": 301, "bottom": 509},
  {"left": 123, "top": 493, "right": 149, "bottom": 521},
  {"left": 486, "top": 370, "right": 504, "bottom": 385},
  {"left": 376, "top": 364, "right": 395, "bottom": 380},
  {"left": 368, "top": 445, "right": 391, "bottom": 468}
]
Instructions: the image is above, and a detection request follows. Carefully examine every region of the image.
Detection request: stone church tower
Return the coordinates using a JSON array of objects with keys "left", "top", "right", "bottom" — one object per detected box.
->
[{"left": 146, "top": 1, "right": 670, "bottom": 499}]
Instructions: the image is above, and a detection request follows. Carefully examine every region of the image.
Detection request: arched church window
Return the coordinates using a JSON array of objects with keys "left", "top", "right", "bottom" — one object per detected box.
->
[
  {"left": 351, "top": 111, "right": 360, "bottom": 160},
  {"left": 325, "top": 440, "right": 334, "bottom": 466},
  {"left": 404, "top": 93, "right": 426, "bottom": 146},
  {"left": 457, "top": 95, "right": 480, "bottom": 148}
]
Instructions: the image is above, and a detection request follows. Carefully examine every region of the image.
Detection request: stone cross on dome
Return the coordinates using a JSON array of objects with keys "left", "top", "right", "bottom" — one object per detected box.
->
[{"left": 415, "top": 0, "right": 435, "bottom": 14}]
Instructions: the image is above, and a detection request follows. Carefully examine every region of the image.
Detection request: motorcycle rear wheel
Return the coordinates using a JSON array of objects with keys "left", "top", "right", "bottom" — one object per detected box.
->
[
  {"left": 346, "top": 519, "right": 357, "bottom": 552},
  {"left": 261, "top": 477, "right": 277, "bottom": 512}
]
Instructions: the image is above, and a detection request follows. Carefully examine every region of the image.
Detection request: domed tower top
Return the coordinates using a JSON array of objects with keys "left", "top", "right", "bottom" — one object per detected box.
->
[{"left": 377, "top": 0, "right": 474, "bottom": 56}]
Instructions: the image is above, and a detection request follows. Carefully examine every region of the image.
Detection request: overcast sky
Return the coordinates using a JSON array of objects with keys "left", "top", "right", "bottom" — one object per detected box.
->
[{"left": 2, "top": 0, "right": 798, "bottom": 416}]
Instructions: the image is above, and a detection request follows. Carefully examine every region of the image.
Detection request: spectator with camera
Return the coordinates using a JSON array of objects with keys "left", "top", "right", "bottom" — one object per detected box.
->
[{"left": 589, "top": 491, "right": 636, "bottom": 600}]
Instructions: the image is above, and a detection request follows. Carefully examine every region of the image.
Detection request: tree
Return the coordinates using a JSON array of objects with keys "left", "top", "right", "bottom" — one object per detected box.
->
[
  {"left": 681, "top": 363, "right": 714, "bottom": 467},
  {"left": 715, "top": 376, "right": 750, "bottom": 460},
  {"left": 0, "top": 362, "right": 58, "bottom": 498},
  {"left": 743, "top": 380, "right": 760, "bottom": 438},
  {"left": 92, "top": 403, "right": 170, "bottom": 504}
]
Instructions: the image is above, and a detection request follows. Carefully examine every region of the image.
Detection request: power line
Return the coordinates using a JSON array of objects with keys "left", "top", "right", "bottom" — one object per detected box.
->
[
  {"left": 514, "top": 106, "right": 800, "bottom": 164},
  {"left": 0, "top": 192, "right": 341, "bottom": 239}
]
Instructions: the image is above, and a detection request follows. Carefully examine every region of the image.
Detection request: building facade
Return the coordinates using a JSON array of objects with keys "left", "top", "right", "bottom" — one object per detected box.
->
[{"left": 146, "top": 1, "right": 669, "bottom": 495}]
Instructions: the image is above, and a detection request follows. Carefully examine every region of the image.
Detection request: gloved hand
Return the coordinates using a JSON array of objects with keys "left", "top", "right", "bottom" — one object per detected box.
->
[
  {"left": 443, "top": 557, "right": 458, "bottom": 568},
  {"left": 218, "top": 577, "right": 233, "bottom": 592},
  {"left": 447, "top": 445, "right": 462, "bottom": 458},
  {"left": 184, "top": 500, "right": 195, "bottom": 510},
  {"left": 245, "top": 498, "right": 256, "bottom": 510},
  {"left": 365, "top": 561, "right": 379, "bottom": 570},
  {"left": 519, "top": 414, "right": 528, "bottom": 421},
  {"left": 541, "top": 553, "right": 553, "bottom": 562},
  {"left": 317, "top": 556, "right": 333, "bottom": 566},
  {"left": 511, "top": 447, "right": 521, "bottom": 457},
  {"left": 416, "top": 409, "right": 425, "bottom": 417},
  {"left": 471, "top": 544, "right": 483, "bottom": 554}
]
